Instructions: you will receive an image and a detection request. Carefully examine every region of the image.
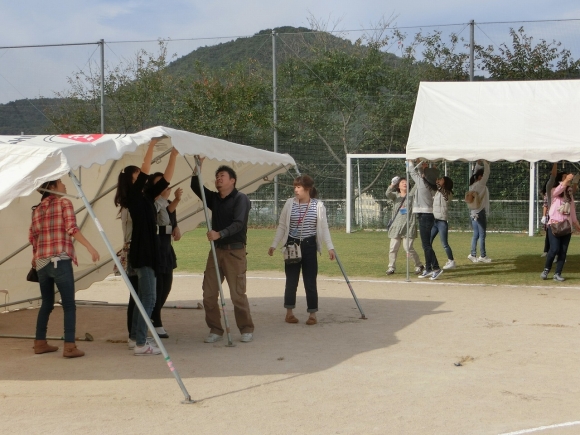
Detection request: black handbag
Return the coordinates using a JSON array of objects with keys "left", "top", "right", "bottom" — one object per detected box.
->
[{"left": 26, "top": 267, "right": 39, "bottom": 282}]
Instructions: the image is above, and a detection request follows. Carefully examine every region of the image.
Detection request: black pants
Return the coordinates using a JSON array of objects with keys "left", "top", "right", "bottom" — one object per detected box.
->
[
  {"left": 151, "top": 271, "right": 174, "bottom": 327},
  {"left": 417, "top": 212, "right": 439, "bottom": 271},
  {"left": 544, "top": 227, "right": 572, "bottom": 275},
  {"left": 284, "top": 236, "right": 318, "bottom": 313}
]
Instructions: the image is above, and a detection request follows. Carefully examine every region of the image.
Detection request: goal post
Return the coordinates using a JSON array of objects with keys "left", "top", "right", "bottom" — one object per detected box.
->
[{"left": 346, "top": 153, "right": 406, "bottom": 233}]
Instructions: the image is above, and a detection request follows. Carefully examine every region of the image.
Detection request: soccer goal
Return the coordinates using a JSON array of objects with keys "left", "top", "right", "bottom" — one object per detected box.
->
[{"left": 346, "top": 154, "right": 406, "bottom": 233}]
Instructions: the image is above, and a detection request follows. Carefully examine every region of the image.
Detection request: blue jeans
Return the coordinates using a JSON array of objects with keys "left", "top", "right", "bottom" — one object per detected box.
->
[
  {"left": 430, "top": 219, "right": 454, "bottom": 261},
  {"left": 130, "top": 266, "right": 157, "bottom": 346},
  {"left": 36, "top": 259, "right": 76, "bottom": 343},
  {"left": 417, "top": 213, "right": 439, "bottom": 271},
  {"left": 470, "top": 209, "right": 487, "bottom": 257},
  {"left": 284, "top": 236, "right": 318, "bottom": 313},
  {"left": 545, "top": 227, "right": 572, "bottom": 275}
]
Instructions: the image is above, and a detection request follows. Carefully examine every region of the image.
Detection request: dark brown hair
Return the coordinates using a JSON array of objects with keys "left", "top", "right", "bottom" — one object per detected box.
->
[
  {"left": 114, "top": 165, "right": 140, "bottom": 208},
  {"left": 293, "top": 174, "right": 318, "bottom": 198}
]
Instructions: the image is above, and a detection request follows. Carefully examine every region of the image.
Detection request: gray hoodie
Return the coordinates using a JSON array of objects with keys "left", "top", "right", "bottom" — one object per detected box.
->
[{"left": 409, "top": 162, "right": 437, "bottom": 214}]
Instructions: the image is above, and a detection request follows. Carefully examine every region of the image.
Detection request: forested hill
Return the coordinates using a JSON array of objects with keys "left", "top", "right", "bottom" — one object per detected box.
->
[{"left": 1, "top": 26, "right": 380, "bottom": 135}]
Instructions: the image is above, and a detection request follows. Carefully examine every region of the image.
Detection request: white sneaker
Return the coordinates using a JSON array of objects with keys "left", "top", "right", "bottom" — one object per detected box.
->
[
  {"left": 477, "top": 256, "right": 492, "bottom": 263},
  {"left": 204, "top": 333, "right": 223, "bottom": 343},
  {"left": 467, "top": 254, "right": 478, "bottom": 263},
  {"left": 386, "top": 267, "right": 395, "bottom": 275},
  {"left": 134, "top": 343, "right": 161, "bottom": 356},
  {"left": 241, "top": 333, "right": 253, "bottom": 343},
  {"left": 443, "top": 260, "right": 456, "bottom": 270},
  {"left": 146, "top": 337, "right": 159, "bottom": 348},
  {"left": 128, "top": 338, "right": 136, "bottom": 350}
]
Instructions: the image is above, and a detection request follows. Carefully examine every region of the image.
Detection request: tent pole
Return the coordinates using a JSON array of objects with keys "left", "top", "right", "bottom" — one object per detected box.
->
[
  {"left": 333, "top": 250, "right": 367, "bottom": 319},
  {"left": 68, "top": 171, "right": 195, "bottom": 404},
  {"left": 193, "top": 156, "right": 236, "bottom": 347},
  {"left": 529, "top": 162, "right": 535, "bottom": 237}
]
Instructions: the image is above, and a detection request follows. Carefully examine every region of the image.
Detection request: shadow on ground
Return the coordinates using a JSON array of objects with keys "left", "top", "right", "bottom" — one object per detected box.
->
[{"left": 0, "top": 295, "right": 445, "bottom": 381}]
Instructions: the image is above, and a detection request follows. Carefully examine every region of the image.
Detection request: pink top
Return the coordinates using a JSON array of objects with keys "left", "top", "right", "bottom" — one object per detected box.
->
[{"left": 548, "top": 183, "right": 578, "bottom": 226}]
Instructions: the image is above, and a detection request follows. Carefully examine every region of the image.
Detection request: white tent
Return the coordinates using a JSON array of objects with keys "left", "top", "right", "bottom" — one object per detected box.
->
[
  {"left": 0, "top": 126, "right": 296, "bottom": 311},
  {"left": 406, "top": 79, "right": 580, "bottom": 236},
  {"left": 407, "top": 80, "right": 580, "bottom": 162}
]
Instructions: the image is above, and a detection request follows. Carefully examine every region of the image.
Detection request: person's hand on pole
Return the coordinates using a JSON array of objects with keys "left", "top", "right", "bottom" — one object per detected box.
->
[{"left": 329, "top": 249, "right": 336, "bottom": 261}]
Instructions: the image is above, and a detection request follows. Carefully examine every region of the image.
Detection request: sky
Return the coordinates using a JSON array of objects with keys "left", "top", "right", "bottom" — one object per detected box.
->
[{"left": 1, "top": 0, "right": 580, "bottom": 104}]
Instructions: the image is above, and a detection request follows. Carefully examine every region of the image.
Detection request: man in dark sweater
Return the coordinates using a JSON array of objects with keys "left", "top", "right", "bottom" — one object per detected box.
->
[{"left": 190, "top": 163, "right": 255, "bottom": 343}]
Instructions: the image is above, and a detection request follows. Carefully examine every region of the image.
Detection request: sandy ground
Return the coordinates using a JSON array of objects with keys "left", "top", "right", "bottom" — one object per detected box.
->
[{"left": 1, "top": 271, "right": 579, "bottom": 435}]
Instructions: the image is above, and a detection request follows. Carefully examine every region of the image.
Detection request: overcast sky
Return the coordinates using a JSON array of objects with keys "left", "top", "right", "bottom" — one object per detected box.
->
[{"left": 1, "top": 0, "right": 580, "bottom": 104}]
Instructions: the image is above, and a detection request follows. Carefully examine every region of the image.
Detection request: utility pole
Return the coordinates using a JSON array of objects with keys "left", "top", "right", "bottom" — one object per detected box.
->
[
  {"left": 272, "top": 30, "right": 279, "bottom": 217},
  {"left": 100, "top": 39, "right": 105, "bottom": 134}
]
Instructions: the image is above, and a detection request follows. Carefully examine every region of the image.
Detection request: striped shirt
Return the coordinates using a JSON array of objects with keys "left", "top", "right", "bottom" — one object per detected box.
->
[
  {"left": 29, "top": 195, "right": 80, "bottom": 267},
  {"left": 289, "top": 199, "right": 317, "bottom": 239}
]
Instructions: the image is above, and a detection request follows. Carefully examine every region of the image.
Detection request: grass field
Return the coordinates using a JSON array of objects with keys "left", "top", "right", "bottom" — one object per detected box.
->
[{"left": 173, "top": 228, "right": 580, "bottom": 287}]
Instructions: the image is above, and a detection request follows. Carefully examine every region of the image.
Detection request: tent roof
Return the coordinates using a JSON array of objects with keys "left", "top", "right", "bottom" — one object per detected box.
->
[
  {"left": 0, "top": 126, "right": 295, "bottom": 210},
  {"left": 406, "top": 80, "right": 580, "bottom": 162},
  {"left": 0, "top": 126, "right": 296, "bottom": 309}
]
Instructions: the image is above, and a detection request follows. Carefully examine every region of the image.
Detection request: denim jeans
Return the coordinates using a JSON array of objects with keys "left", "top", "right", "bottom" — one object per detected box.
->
[
  {"left": 545, "top": 226, "right": 572, "bottom": 275},
  {"left": 417, "top": 213, "right": 439, "bottom": 271},
  {"left": 284, "top": 236, "right": 318, "bottom": 313},
  {"left": 470, "top": 209, "right": 487, "bottom": 257},
  {"left": 36, "top": 259, "right": 76, "bottom": 342},
  {"left": 130, "top": 266, "right": 157, "bottom": 346},
  {"left": 430, "top": 219, "right": 454, "bottom": 261}
]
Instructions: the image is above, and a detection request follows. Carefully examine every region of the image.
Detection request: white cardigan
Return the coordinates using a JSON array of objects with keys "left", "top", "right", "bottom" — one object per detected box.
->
[{"left": 270, "top": 197, "right": 334, "bottom": 254}]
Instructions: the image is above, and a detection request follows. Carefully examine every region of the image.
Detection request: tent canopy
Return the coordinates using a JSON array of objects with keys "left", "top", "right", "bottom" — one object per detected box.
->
[
  {"left": 406, "top": 80, "right": 580, "bottom": 162},
  {"left": 0, "top": 126, "right": 296, "bottom": 309}
]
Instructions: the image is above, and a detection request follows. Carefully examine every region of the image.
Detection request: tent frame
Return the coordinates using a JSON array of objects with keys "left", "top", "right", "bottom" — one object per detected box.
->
[{"left": 69, "top": 172, "right": 195, "bottom": 404}]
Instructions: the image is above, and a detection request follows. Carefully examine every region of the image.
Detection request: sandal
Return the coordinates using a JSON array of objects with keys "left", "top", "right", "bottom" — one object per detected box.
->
[
  {"left": 305, "top": 317, "right": 317, "bottom": 325},
  {"left": 285, "top": 314, "right": 299, "bottom": 324}
]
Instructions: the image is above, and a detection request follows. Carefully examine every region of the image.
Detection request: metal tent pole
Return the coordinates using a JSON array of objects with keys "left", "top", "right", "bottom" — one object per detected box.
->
[
  {"left": 68, "top": 171, "right": 195, "bottom": 404},
  {"left": 333, "top": 250, "right": 366, "bottom": 319},
  {"left": 193, "top": 156, "right": 235, "bottom": 347}
]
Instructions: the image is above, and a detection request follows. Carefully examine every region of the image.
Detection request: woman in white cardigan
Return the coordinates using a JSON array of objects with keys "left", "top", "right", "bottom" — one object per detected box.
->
[{"left": 268, "top": 175, "right": 335, "bottom": 325}]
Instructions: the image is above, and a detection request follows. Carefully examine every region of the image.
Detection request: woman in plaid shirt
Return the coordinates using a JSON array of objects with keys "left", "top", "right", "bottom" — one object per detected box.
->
[{"left": 29, "top": 179, "right": 100, "bottom": 358}]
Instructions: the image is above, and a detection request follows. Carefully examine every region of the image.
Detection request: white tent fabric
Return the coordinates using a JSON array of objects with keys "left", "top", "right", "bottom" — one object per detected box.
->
[
  {"left": 407, "top": 80, "right": 580, "bottom": 162},
  {"left": 0, "top": 126, "right": 296, "bottom": 309}
]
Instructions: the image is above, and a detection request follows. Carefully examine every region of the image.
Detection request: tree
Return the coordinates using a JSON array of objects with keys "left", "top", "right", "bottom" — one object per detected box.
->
[
  {"left": 45, "top": 41, "right": 175, "bottom": 134},
  {"left": 475, "top": 26, "right": 580, "bottom": 80}
]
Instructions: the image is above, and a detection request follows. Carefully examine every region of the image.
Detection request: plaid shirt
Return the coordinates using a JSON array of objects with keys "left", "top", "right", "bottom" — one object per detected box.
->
[{"left": 29, "top": 195, "right": 80, "bottom": 265}]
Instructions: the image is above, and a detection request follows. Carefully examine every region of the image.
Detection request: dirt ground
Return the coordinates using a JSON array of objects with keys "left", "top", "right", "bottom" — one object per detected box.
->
[{"left": 1, "top": 271, "right": 579, "bottom": 435}]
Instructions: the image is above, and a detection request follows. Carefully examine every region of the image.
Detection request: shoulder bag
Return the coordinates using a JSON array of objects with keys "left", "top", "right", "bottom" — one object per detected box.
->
[
  {"left": 284, "top": 201, "right": 310, "bottom": 264},
  {"left": 551, "top": 219, "right": 572, "bottom": 237}
]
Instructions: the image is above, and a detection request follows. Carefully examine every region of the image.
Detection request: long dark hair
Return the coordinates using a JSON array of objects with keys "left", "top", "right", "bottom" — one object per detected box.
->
[
  {"left": 293, "top": 174, "right": 318, "bottom": 198},
  {"left": 32, "top": 179, "right": 59, "bottom": 210},
  {"left": 114, "top": 165, "right": 139, "bottom": 209}
]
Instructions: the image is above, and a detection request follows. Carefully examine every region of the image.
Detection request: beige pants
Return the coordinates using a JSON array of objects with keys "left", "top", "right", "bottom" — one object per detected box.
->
[
  {"left": 388, "top": 237, "right": 422, "bottom": 270},
  {"left": 202, "top": 248, "right": 254, "bottom": 335}
]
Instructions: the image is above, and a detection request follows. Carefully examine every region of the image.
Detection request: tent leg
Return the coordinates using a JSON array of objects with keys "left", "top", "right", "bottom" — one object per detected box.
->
[
  {"left": 68, "top": 171, "right": 195, "bottom": 404},
  {"left": 333, "top": 250, "right": 367, "bottom": 319},
  {"left": 193, "top": 157, "right": 236, "bottom": 347}
]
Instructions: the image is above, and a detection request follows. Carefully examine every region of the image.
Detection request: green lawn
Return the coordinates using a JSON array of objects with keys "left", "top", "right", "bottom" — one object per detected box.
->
[{"left": 174, "top": 228, "right": 580, "bottom": 286}]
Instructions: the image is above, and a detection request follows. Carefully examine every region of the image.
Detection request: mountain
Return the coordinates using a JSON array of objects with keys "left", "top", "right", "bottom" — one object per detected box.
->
[
  {"left": 0, "top": 98, "right": 60, "bottom": 135},
  {"left": 0, "top": 26, "right": 396, "bottom": 135}
]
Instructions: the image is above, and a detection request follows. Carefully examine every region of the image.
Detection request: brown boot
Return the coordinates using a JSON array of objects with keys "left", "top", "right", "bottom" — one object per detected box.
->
[
  {"left": 63, "top": 342, "right": 85, "bottom": 358},
  {"left": 33, "top": 340, "right": 59, "bottom": 354}
]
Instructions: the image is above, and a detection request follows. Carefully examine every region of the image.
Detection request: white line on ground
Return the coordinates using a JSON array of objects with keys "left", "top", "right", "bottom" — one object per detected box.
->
[
  {"left": 498, "top": 420, "right": 580, "bottom": 435},
  {"left": 104, "top": 273, "right": 580, "bottom": 290}
]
